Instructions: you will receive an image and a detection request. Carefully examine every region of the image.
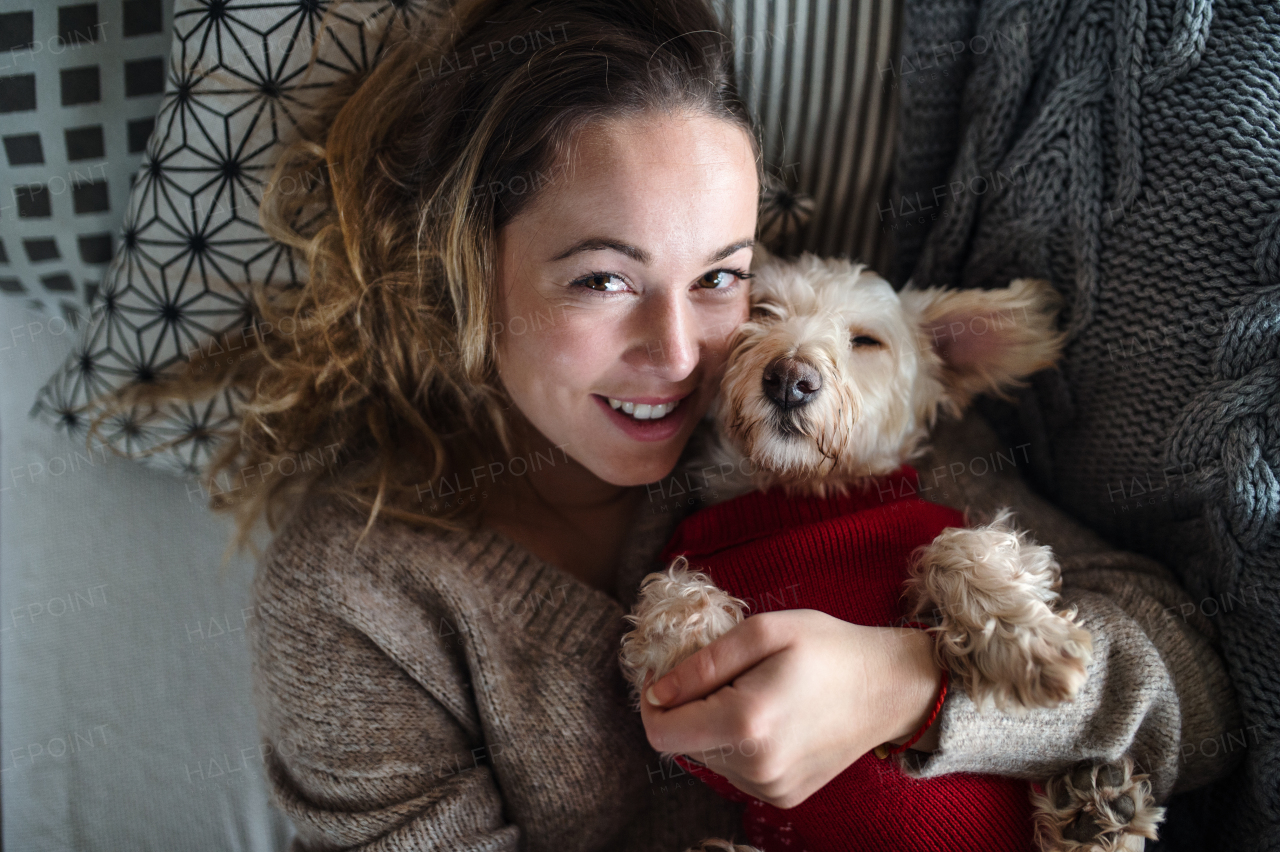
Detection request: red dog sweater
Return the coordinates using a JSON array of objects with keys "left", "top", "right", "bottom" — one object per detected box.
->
[{"left": 658, "top": 464, "right": 1036, "bottom": 852}]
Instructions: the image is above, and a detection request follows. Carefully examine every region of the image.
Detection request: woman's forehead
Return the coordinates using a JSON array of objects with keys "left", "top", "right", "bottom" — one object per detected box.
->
[{"left": 511, "top": 113, "right": 758, "bottom": 260}]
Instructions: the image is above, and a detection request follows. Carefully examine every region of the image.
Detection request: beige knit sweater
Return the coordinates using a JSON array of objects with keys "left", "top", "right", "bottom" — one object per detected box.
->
[{"left": 249, "top": 410, "right": 1241, "bottom": 851}]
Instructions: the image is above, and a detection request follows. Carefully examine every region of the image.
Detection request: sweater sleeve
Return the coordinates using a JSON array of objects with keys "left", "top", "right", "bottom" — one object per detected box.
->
[
  {"left": 899, "top": 410, "right": 1243, "bottom": 802},
  {"left": 248, "top": 540, "right": 520, "bottom": 852}
]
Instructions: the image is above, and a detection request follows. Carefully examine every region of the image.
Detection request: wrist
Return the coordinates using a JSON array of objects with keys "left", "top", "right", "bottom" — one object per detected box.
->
[{"left": 884, "top": 628, "right": 945, "bottom": 751}]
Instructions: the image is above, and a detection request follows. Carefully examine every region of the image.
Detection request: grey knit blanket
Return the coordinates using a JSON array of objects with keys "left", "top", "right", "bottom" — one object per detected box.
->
[{"left": 890, "top": 0, "right": 1279, "bottom": 847}]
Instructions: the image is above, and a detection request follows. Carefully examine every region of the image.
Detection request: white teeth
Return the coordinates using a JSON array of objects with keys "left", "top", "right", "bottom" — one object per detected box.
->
[{"left": 606, "top": 397, "right": 680, "bottom": 420}]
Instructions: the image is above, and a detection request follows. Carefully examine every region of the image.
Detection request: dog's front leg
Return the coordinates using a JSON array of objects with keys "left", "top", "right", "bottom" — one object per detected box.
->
[
  {"left": 620, "top": 569, "right": 761, "bottom": 852},
  {"left": 904, "top": 508, "right": 1093, "bottom": 712}
]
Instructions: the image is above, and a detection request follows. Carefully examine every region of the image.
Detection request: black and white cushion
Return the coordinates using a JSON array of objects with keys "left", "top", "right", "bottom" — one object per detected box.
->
[{"left": 31, "top": 0, "right": 447, "bottom": 474}]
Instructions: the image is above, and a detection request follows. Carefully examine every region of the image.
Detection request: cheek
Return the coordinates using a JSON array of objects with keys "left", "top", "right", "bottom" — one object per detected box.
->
[
  {"left": 493, "top": 269, "right": 599, "bottom": 399},
  {"left": 497, "top": 310, "right": 617, "bottom": 404}
]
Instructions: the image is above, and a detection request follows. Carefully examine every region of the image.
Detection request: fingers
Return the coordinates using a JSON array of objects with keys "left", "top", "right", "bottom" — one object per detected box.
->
[
  {"left": 641, "top": 616, "right": 803, "bottom": 763},
  {"left": 636, "top": 611, "right": 905, "bottom": 811},
  {"left": 646, "top": 611, "right": 794, "bottom": 708},
  {"left": 640, "top": 675, "right": 831, "bottom": 810},
  {"left": 641, "top": 674, "right": 755, "bottom": 757}
]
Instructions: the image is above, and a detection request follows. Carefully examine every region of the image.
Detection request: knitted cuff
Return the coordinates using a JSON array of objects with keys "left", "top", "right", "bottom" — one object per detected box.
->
[{"left": 893, "top": 676, "right": 1083, "bottom": 781}]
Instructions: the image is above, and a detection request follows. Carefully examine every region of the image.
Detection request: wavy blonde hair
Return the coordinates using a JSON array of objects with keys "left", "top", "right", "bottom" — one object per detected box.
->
[{"left": 108, "top": 0, "right": 759, "bottom": 545}]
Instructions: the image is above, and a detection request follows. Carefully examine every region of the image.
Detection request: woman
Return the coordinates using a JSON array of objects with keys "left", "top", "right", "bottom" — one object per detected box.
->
[{"left": 164, "top": 0, "right": 1238, "bottom": 848}]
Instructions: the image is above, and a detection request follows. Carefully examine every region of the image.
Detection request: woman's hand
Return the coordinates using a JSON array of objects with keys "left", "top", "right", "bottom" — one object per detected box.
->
[{"left": 638, "top": 609, "right": 944, "bottom": 809}]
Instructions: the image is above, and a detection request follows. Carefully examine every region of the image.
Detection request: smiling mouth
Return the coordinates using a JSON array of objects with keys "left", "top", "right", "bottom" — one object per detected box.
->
[{"left": 604, "top": 396, "right": 683, "bottom": 420}]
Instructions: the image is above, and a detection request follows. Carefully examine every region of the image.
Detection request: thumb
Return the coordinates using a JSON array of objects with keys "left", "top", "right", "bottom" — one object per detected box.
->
[
  {"left": 644, "top": 668, "right": 682, "bottom": 708},
  {"left": 645, "top": 614, "right": 787, "bottom": 707}
]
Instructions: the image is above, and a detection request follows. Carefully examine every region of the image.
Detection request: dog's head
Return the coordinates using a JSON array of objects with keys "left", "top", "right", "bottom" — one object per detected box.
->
[{"left": 717, "top": 253, "right": 1065, "bottom": 493}]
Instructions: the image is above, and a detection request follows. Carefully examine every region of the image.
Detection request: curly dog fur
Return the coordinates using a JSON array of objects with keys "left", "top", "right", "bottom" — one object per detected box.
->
[{"left": 905, "top": 507, "right": 1093, "bottom": 713}]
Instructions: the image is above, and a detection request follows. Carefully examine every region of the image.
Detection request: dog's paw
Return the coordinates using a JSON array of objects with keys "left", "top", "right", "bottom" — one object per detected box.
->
[
  {"left": 1007, "top": 599, "right": 1094, "bottom": 709},
  {"left": 619, "top": 557, "right": 746, "bottom": 707},
  {"left": 684, "top": 839, "right": 764, "bottom": 852},
  {"left": 1031, "top": 757, "right": 1164, "bottom": 852},
  {"left": 906, "top": 508, "right": 1093, "bottom": 712}
]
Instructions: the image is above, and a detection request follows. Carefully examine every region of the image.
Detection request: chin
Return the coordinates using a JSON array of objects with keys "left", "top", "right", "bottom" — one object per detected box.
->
[{"left": 588, "top": 442, "right": 684, "bottom": 488}]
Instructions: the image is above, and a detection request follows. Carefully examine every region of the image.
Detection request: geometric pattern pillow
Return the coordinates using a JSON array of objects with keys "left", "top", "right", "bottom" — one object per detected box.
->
[
  {"left": 31, "top": 0, "right": 900, "bottom": 477},
  {"left": 31, "top": 0, "right": 448, "bottom": 475},
  {"left": 0, "top": 0, "right": 172, "bottom": 318}
]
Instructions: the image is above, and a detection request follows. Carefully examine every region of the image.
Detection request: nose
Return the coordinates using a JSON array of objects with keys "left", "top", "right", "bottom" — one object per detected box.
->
[
  {"left": 762, "top": 357, "right": 822, "bottom": 410},
  {"left": 630, "top": 289, "right": 699, "bottom": 380}
]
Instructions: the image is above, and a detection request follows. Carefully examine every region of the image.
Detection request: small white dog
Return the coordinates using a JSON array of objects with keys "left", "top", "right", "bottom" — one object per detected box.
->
[{"left": 620, "top": 254, "right": 1161, "bottom": 852}]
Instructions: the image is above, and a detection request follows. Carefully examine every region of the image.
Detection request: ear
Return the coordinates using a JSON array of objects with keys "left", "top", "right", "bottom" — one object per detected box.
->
[{"left": 899, "top": 277, "right": 1066, "bottom": 415}]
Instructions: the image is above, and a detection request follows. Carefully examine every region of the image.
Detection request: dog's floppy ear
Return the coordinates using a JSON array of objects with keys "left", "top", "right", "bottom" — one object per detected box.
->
[{"left": 899, "top": 278, "right": 1066, "bottom": 415}]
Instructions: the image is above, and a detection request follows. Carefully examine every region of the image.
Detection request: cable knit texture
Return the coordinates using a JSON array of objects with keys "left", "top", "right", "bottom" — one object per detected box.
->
[
  {"left": 249, "top": 411, "right": 1241, "bottom": 850},
  {"left": 891, "top": 0, "right": 1279, "bottom": 845}
]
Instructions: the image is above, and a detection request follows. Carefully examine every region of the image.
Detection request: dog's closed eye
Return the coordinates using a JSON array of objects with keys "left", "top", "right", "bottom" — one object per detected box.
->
[{"left": 850, "top": 333, "right": 884, "bottom": 348}]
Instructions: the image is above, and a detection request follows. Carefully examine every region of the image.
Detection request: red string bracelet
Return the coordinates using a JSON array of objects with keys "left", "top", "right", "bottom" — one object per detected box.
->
[{"left": 874, "top": 621, "right": 949, "bottom": 759}]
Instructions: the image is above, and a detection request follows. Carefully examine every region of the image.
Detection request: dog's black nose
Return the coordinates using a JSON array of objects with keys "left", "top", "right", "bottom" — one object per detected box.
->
[{"left": 762, "top": 357, "right": 822, "bottom": 409}]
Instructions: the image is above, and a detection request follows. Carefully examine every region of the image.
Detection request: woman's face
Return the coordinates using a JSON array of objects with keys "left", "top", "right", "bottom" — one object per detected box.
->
[{"left": 495, "top": 112, "right": 758, "bottom": 487}]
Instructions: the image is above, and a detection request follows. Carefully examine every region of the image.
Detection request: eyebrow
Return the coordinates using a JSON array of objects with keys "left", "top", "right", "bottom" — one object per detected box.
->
[{"left": 549, "top": 237, "right": 755, "bottom": 265}]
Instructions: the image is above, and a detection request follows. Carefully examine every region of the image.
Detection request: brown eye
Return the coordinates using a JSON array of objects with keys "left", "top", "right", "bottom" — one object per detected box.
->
[
  {"left": 851, "top": 334, "right": 884, "bottom": 348},
  {"left": 698, "top": 269, "right": 751, "bottom": 289},
  {"left": 574, "top": 272, "right": 626, "bottom": 292}
]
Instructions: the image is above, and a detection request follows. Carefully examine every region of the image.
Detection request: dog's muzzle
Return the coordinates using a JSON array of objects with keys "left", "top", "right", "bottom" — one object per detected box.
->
[{"left": 762, "top": 356, "right": 822, "bottom": 411}]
